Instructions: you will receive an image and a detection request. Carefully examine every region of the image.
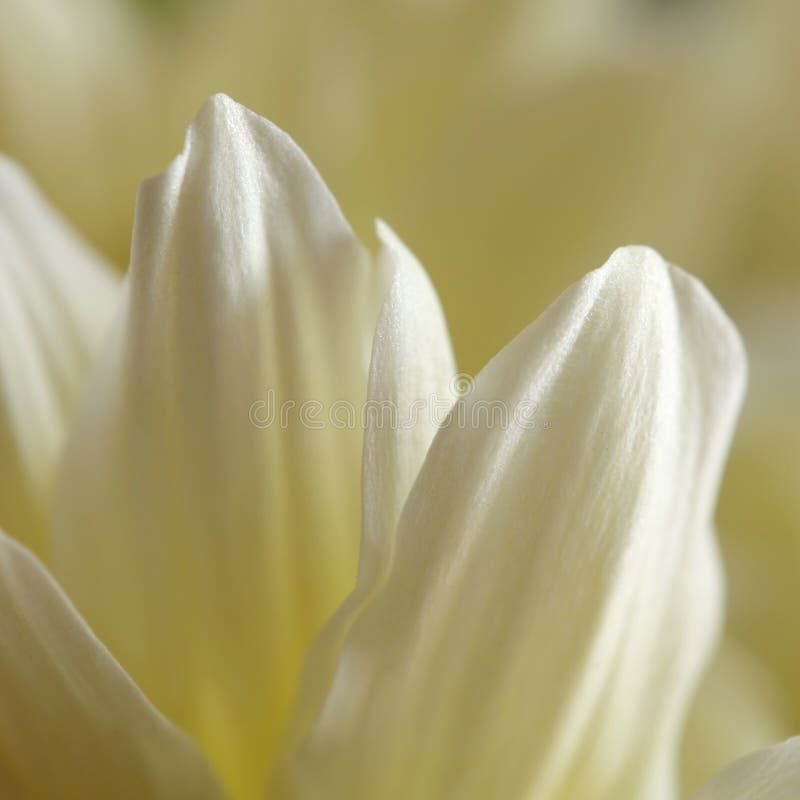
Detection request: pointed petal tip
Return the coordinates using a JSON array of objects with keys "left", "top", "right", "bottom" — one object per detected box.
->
[
  {"left": 137, "top": 94, "right": 253, "bottom": 198},
  {"left": 374, "top": 219, "right": 447, "bottom": 323},
  {"left": 596, "top": 243, "right": 673, "bottom": 291},
  {"left": 140, "top": 94, "right": 243, "bottom": 182},
  {"left": 374, "top": 219, "right": 411, "bottom": 267},
  {"left": 596, "top": 244, "right": 747, "bottom": 396},
  {"left": 201, "top": 91, "right": 240, "bottom": 115},
  {"left": 188, "top": 92, "right": 287, "bottom": 150},
  {"left": 374, "top": 217, "right": 393, "bottom": 241},
  {"left": 190, "top": 93, "right": 250, "bottom": 138},
  {"left": 138, "top": 93, "right": 309, "bottom": 208}
]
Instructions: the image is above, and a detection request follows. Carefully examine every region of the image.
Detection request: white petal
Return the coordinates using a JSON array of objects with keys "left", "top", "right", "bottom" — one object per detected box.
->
[
  {"left": 0, "top": 529, "right": 226, "bottom": 799},
  {"left": 283, "top": 221, "right": 456, "bottom": 744},
  {"left": 0, "top": 158, "right": 118, "bottom": 558},
  {"left": 362, "top": 219, "right": 456, "bottom": 573},
  {"left": 274, "top": 247, "right": 746, "bottom": 800},
  {"left": 692, "top": 737, "right": 800, "bottom": 800},
  {"left": 52, "top": 95, "right": 387, "bottom": 798}
]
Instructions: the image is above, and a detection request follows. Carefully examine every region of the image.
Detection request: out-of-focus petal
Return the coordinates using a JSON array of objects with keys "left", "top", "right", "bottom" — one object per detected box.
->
[
  {"left": 692, "top": 737, "right": 800, "bottom": 800},
  {"left": 682, "top": 638, "right": 793, "bottom": 795},
  {"left": 274, "top": 247, "right": 746, "bottom": 800},
  {"left": 52, "top": 95, "right": 387, "bottom": 799},
  {"left": 0, "top": 0, "right": 159, "bottom": 261},
  {"left": 0, "top": 158, "right": 118, "bottom": 558},
  {"left": 0, "top": 529, "right": 226, "bottom": 799}
]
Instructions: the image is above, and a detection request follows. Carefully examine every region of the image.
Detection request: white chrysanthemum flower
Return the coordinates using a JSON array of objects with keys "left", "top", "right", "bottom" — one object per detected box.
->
[{"left": 0, "top": 95, "right": 797, "bottom": 799}]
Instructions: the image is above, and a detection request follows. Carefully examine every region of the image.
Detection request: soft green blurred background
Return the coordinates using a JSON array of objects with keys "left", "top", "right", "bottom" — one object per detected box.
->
[{"left": 1, "top": 0, "right": 798, "bottom": 789}]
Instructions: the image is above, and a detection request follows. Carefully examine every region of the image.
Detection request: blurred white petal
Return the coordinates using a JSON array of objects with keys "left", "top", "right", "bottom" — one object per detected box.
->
[
  {"left": 692, "top": 737, "right": 800, "bottom": 800},
  {"left": 0, "top": 529, "right": 225, "bottom": 799},
  {"left": 0, "top": 158, "right": 118, "bottom": 557},
  {"left": 52, "top": 95, "right": 387, "bottom": 798},
  {"left": 0, "top": 0, "right": 156, "bottom": 260},
  {"left": 275, "top": 247, "right": 746, "bottom": 800}
]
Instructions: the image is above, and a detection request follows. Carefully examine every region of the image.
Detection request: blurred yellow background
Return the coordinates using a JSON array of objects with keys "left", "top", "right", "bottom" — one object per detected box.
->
[
  {"left": 2, "top": 1, "right": 799, "bottom": 369},
  {"left": 1, "top": 0, "right": 798, "bottom": 788}
]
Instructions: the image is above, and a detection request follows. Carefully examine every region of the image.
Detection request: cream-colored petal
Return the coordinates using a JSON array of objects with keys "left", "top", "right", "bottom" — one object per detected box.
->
[
  {"left": 52, "top": 95, "right": 387, "bottom": 799},
  {"left": 0, "top": 0, "right": 159, "bottom": 262},
  {"left": 274, "top": 247, "right": 746, "bottom": 800},
  {"left": 361, "top": 219, "right": 457, "bottom": 573},
  {"left": 0, "top": 529, "right": 226, "bottom": 799},
  {"left": 282, "top": 220, "right": 456, "bottom": 747},
  {"left": 0, "top": 158, "right": 118, "bottom": 559},
  {"left": 692, "top": 737, "right": 800, "bottom": 800}
]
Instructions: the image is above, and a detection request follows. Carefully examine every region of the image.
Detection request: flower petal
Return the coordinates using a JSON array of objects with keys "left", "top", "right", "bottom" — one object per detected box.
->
[
  {"left": 274, "top": 247, "right": 746, "bottom": 800},
  {"left": 52, "top": 95, "right": 387, "bottom": 798},
  {"left": 283, "top": 221, "right": 456, "bottom": 744},
  {"left": 692, "top": 737, "right": 800, "bottom": 799},
  {"left": 0, "top": 529, "right": 226, "bottom": 799},
  {"left": 361, "top": 219, "right": 456, "bottom": 573},
  {"left": 0, "top": 158, "right": 118, "bottom": 558}
]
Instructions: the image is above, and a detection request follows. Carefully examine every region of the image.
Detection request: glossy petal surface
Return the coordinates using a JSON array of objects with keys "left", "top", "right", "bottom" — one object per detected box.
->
[
  {"left": 275, "top": 247, "right": 746, "bottom": 800},
  {"left": 53, "top": 95, "right": 386, "bottom": 798}
]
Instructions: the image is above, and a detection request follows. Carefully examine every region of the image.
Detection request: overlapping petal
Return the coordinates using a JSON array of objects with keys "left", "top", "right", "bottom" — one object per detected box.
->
[
  {"left": 692, "top": 737, "right": 800, "bottom": 800},
  {"left": 0, "top": 529, "right": 226, "bottom": 799},
  {"left": 52, "top": 95, "right": 387, "bottom": 798},
  {"left": 361, "top": 220, "right": 457, "bottom": 574},
  {"left": 274, "top": 247, "right": 746, "bottom": 800},
  {"left": 282, "top": 220, "right": 456, "bottom": 747},
  {"left": 0, "top": 158, "right": 118, "bottom": 558}
]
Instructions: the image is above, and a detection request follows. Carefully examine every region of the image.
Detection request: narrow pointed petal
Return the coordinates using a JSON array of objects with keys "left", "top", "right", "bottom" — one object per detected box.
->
[
  {"left": 275, "top": 247, "right": 746, "bottom": 800},
  {"left": 0, "top": 530, "right": 226, "bottom": 799},
  {"left": 0, "top": 158, "right": 118, "bottom": 558},
  {"left": 282, "top": 221, "right": 456, "bottom": 744},
  {"left": 361, "top": 219, "right": 457, "bottom": 574},
  {"left": 52, "top": 95, "right": 387, "bottom": 798},
  {"left": 692, "top": 737, "right": 800, "bottom": 799}
]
